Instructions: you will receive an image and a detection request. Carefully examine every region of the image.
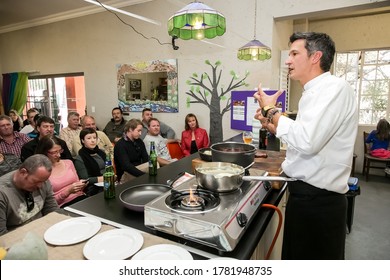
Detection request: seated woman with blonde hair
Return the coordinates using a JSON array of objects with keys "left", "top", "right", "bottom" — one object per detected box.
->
[
  {"left": 35, "top": 135, "right": 87, "bottom": 208},
  {"left": 8, "top": 109, "right": 24, "bottom": 132}
]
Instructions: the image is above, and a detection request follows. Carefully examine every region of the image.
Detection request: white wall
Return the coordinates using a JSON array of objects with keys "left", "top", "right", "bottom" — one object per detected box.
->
[{"left": 0, "top": 0, "right": 388, "bottom": 150}]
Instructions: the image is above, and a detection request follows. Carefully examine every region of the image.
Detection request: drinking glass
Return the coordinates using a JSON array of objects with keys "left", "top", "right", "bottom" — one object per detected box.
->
[{"left": 242, "top": 131, "right": 253, "bottom": 144}]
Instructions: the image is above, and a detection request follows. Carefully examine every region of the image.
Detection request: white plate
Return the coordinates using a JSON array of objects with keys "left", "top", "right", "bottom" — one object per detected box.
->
[
  {"left": 83, "top": 228, "right": 144, "bottom": 260},
  {"left": 131, "top": 244, "right": 193, "bottom": 260},
  {"left": 44, "top": 217, "right": 101, "bottom": 246}
]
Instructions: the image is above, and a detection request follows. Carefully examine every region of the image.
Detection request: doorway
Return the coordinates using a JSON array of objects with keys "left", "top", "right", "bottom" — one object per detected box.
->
[{"left": 25, "top": 73, "right": 86, "bottom": 134}]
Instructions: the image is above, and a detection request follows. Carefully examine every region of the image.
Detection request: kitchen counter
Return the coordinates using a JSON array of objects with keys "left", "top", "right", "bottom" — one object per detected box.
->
[{"left": 66, "top": 149, "right": 287, "bottom": 260}]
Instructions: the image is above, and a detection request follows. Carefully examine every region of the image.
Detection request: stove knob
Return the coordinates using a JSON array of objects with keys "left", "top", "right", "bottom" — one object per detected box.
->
[{"left": 236, "top": 212, "right": 248, "bottom": 227}]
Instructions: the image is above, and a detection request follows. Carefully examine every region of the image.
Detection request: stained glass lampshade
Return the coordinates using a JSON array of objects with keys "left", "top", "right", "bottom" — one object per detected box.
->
[
  {"left": 168, "top": 1, "right": 226, "bottom": 40},
  {"left": 237, "top": 39, "right": 272, "bottom": 61}
]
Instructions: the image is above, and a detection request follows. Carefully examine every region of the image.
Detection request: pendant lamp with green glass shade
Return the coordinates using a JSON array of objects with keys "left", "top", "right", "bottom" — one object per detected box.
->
[
  {"left": 237, "top": 0, "right": 271, "bottom": 61},
  {"left": 168, "top": 1, "right": 226, "bottom": 40}
]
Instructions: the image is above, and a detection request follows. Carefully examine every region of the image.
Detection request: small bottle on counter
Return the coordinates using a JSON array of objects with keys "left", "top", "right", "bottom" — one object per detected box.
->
[
  {"left": 259, "top": 128, "right": 267, "bottom": 150},
  {"left": 267, "top": 133, "right": 280, "bottom": 151},
  {"left": 103, "top": 151, "right": 116, "bottom": 199},
  {"left": 149, "top": 141, "right": 158, "bottom": 176}
]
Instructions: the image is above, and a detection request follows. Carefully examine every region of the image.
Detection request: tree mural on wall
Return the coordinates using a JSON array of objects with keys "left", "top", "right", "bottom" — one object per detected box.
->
[{"left": 185, "top": 60, "right": 249, "bottom": 144}]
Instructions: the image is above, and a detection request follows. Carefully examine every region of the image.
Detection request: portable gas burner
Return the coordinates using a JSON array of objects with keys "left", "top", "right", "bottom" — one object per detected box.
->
[{"left": 144, "top": 171, "right": 272, "bottom": 252}]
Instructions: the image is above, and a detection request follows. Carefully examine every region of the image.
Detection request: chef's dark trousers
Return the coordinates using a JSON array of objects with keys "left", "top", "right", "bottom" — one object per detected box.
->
[{"left": 281, "top": 180, "right": 347, "bottom": 260}]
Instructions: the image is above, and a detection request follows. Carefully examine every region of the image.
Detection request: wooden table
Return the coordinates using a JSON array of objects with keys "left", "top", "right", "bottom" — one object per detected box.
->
[{"left": 0, "top": 212, "right": 178, "bottom": 260}]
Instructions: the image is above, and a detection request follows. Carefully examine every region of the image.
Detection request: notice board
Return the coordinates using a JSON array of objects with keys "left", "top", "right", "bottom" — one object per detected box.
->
[{"left": 230, "top": 90, "right": 286, "bottom": 131}]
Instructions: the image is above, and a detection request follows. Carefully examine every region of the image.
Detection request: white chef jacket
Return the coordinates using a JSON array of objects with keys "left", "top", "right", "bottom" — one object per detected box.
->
[{"left": 276, "top": 72, "right": 358, "bottom": 193}]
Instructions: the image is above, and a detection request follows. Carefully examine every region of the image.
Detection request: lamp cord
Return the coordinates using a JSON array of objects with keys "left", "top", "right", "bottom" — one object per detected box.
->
[
  {"left": 253, "top": 0, "right": 257, "bottom": 40},
  {"left": 94, "top": 0, "right": 172, "bottom": 47}
]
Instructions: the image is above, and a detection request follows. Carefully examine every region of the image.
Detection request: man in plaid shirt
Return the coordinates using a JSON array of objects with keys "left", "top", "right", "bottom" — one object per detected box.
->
[{"left": 0, "top": 115, "right": 31, "bottom": 158}]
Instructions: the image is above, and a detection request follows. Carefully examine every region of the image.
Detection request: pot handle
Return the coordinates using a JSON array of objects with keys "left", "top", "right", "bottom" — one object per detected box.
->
[
  {"left": 242, "top": 176, "right": 297, "bottom": 182},
  {"left": 166, "top": 171, "right": 186, "bottom": 188}
]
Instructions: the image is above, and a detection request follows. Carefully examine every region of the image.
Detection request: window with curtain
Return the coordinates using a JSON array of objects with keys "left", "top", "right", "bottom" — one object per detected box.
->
[{"left": 334, "top": 49, "right": 390, "bottom": 125}]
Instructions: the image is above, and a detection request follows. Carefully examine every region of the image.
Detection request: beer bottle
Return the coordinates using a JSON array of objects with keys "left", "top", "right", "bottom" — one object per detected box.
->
[
  {"left": 103, "top": 151, "right": 116, "bottom": 199},
  {"left": 149, "top": 141, "right": 158, "bottom": 176},
  {"left": 259, "top": 128, "right": 268, "bottom": 150}
]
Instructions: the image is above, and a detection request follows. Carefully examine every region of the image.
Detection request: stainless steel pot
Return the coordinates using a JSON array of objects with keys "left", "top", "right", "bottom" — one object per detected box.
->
[
  {"left": 210, "top": 142, "right": 256, "bottom": 168},
  {"left": 195, "top": 162, "right": 296, "bottom": 192}
]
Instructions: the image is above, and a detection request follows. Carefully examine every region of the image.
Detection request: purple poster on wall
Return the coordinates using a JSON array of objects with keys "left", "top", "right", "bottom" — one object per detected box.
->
[{"left": 230, "top": 90, "right": 286, "bottom": 131}]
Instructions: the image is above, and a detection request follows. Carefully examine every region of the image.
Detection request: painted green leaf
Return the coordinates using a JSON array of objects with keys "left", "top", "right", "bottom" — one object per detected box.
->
[
  {"left": 215, "top": 61, "right": 221, "bottom": 66},
  {"left": 205, "top": 60, "right": 211, "bottom": 65},
  {"left": 193, "top": 73, "right": 198, "bottom": 78}
]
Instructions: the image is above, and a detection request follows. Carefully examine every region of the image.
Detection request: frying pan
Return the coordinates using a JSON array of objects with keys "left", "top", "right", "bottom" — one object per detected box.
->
[
  {"left": 195, "top": 162, "right": 296, "bottom": 192},
  {"left": 119, "top": 172, "right": 185, "bottom": 212},
  {"left": 119, "top": 184, "right": 171, "bottom": 212}
]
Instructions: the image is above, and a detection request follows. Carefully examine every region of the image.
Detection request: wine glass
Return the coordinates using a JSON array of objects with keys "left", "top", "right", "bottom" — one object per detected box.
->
[{"left": 242, "top": 131, "right": 253, "bottom": 144}]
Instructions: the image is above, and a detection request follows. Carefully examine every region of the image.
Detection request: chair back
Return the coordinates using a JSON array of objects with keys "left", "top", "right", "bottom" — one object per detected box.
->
[
  {"left": 363, "top": 131, "right": 369, "bottom": 154},
  {"left": 167, "top": 142, "right": 184, "bottom": 160}
]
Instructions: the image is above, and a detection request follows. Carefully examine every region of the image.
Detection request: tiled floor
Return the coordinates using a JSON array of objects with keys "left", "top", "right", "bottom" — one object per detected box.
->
[{"left": 345, "top": 173, "right": 390, "bottom": 260}]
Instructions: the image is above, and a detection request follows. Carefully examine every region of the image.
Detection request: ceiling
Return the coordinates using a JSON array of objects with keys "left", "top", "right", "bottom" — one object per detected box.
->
[
  {"left": 1, "top": 0, "right": 389, "bottom": 34},
  {"left": 0, "top": 0, "right": 153, "bottom": 34}
]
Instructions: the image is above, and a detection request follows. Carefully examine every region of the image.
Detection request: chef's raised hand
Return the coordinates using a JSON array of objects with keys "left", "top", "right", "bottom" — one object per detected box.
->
[
  {"left": 254, "top": 107, "right": 268, "bottom": 126},
  {"left": 253, "top": 83, "right": 284, "bottom": 108}
]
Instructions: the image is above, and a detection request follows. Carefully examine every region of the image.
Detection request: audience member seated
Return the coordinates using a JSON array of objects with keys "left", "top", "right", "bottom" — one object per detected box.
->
[
  {"left": 72, "top": 115, "right": 112, "bottom": 157},
  {"left": 181, "top": 113, "right": 209, "bottom": 156},
  {"left": 74, "top": 128, "right": 106, "bottom": 196},
  {"left": 114, "top": 119, "right": 148, "bottom": 183},
  {"left": 20, "top": 108, "right": 39, "bottom": 135},
  {"left": 140, "top": 108, "right": 176, "bottom": 140},
  {"left": 59, "top": 112, "right": 82, "bottom": 154},
  {"left": 0, "top": 152, "right": 21, "bottom": 177},
  {"left": 8, "top": 109, "right": 24, "bottom": 132},
  {"left": 366, "top": 119, "right": 390, "bottom": 152},
  {"left": 20, "top": 116, "right": 72, "bottom": 162},
  {"left": 35, "top": 135, "right": 87, "bottom": 208},
  {"left": 0, "top": 115, "right": 31, "bottom": 158},
  {"left": 25, "top": 113, "right": 41, "bottom": 139},
  {"left": 366, "top": 118, "right": 390, "bottom": 174},
  {"left": 103, "top": 107, "right": 126, "bottom": 143},
  {"left": 143, "top": 118, "right": 178, "bottom": 166},
  {"left": 0, "top": 154, "right": 59, "bottom": 235}
]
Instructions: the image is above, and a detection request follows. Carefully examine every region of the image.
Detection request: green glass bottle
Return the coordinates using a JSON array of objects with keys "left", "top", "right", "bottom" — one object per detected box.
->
[
  {"left": 103, "top": 151, "right": 116, "bottom": 199},
  {"left": 149, "top": 141, "right": 158, "bottom": 176}
]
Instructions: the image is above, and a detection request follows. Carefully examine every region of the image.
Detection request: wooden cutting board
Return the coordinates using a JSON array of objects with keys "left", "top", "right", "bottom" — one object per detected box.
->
[{"left": 253, "top": 150, "right": 286, "bottom": 174}]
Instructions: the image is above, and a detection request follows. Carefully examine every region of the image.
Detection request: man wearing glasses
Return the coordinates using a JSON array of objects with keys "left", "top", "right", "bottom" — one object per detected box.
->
[
  {"left": 0, "top": 154, "right": 59, "bottom": 236},
  {"left": 20, "top": 116, "right": 73, "bottom": 162}
]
